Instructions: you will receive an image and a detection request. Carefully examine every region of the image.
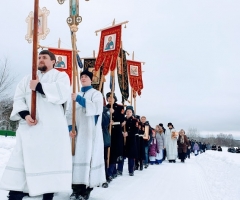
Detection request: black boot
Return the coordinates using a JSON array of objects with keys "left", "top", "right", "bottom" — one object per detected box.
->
[
  {"left": 102, "top": 182, "right": 108, "bottom": 188},
  {"left": 8, "top": 191, "right": 28, "bottom": 200},
  {"left": 43, "top": 193, "right": 54, "bottom": 200},
  {"left": 84, "top": 187, "right": 93, "bottom": 200}
]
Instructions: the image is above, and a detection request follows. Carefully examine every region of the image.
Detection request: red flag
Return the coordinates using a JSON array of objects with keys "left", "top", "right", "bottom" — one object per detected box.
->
[
  {"left": 127, "top": 60, "right": 143, "bottom": 96},
  {"left": 95, "top": 25, "right": 122, "bottom": 75},
  {"left": 48, "top": 48, "right": 73, "bottom": 84}
]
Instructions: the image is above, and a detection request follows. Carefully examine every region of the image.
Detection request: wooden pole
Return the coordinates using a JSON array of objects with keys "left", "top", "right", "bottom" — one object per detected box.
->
[
  {"left": 134, "top": 93, "right": 136, "bottom": 114},
  {"left": 75, "top": 52, "right": 80, "bottom": 92},
  {"left": 31, "top": 0, "right": 39, "bottom": 120},
  {"left": 107, "top": 68, "right": 116, "bottom": 168},
  {"left": 121, "top": 41, "right": 125, "bottom": 104},
  {"left": 95, "top": 20, "right": 129, "bottom": 34},
  {"left": 58, "top": 38, "right": 61, "bottom": 48},
  {"left": 71, "top": 31, "right": 77, "bottom": 156},
  {"left": 109, "top": 70, "right": 115, "bottom": 134},
  {"left": 98, "top": 75, "right": 105, "bottom": 92},
  {"left": 130, "top": 51, "right": 135, "bottom": 107}
]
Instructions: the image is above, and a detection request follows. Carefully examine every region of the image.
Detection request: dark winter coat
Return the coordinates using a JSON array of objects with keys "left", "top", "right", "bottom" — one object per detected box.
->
[
  {"left": 107, "top": 103, "right": 125, "bottom": 164},
  {"left": 125, "top": 116, "right": 138, "bottom": 158},
  {"left": 149, "top": 137, "right": 159, "bottom": 156},
  {"left": 236, "top": 148, "right": 240, "bottom": 153},
  {"left": 177, "top": 135, "right": 190, "bottom": 153},
  {"left": 202, "top": 143, "right": 206, "bottom": 151},
  {"left": 217, "top": 146, "right": 222, "bottom": 151},
  {"left": 206, "top": 144, "right": 211, "bottom": 150},
  {"left": 187, "top": 140, "right": 192, "bottom": 154},
  {"left": 102, "top": 106, "right": 111, "bottom": 147},
  {"left": 142, "top": 121, "right": 153, "bottom": 147},
  {"left": 136, "top": 121, "right": 145, "bottom": 160}
]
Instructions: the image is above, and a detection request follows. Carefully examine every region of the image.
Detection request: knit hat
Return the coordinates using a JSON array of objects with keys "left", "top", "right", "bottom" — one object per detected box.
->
[{"left": 80, "top": 69, "right": 93, "bottom": 80}]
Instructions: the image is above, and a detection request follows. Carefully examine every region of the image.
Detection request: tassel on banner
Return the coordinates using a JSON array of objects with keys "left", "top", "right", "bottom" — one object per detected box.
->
[{"left": 95, "top": 25, "right": 122, "bottom": 75}]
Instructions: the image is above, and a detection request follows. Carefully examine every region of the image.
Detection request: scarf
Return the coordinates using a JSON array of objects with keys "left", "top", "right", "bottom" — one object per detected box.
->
[{"left": 180, "top": 135, "right": 184, "bottom": 144}]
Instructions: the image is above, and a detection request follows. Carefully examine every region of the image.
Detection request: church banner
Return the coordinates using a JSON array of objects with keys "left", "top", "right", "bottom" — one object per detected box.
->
[
  {"left": 95, "top": 25, "right": 122, "bottom": 75},
  {"left": 84, "top": 58, "right": 103, "bottom": 91},
  {"left": 117, "top": 49, "right": 129, "bottom": 103},
  {"left": 48, "top": 48, "right": 72, "bottom": 84},
  {"left": 127, "top": 60, "right": 143, "bottom": 96}
]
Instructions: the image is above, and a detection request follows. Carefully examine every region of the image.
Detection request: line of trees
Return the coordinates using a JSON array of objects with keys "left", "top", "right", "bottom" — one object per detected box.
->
[
  {"left": 0, "top": 58, "right": 18, "bottom": 131},
  {"left": 187, "top": 128, "right": 240, "bottom": 147}
]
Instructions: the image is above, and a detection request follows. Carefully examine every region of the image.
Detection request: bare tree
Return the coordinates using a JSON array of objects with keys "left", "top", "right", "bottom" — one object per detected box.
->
[
  {"left": 0, "top": 58, "right": 18, "bottom": 131},
  {"left": 187, "top": 127, "right": 199, "bottom": 140},
  {"left": 0, "top": 58, "right": 15, "bottom": 100}
]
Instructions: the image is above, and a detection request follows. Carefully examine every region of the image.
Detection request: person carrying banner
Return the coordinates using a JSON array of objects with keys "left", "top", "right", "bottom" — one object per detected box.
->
[
  {"left": 67, "top": 70, "right": 106, "bottom": 200},
  {"left": 0, "top": 50, "right": 72, "bottom": 200},
  {"left": 106, "top": 92, "right": 125, "bottom": 180}
]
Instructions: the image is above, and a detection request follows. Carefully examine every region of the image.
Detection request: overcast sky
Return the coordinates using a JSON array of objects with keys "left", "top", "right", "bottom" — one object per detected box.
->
[{"left": 0, "top": 0, "right": 239, "bottom": 139}]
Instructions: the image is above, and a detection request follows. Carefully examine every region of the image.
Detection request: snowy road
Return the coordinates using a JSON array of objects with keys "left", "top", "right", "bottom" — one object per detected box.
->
[{"left": 0, "top": 137, "right": 239, "bottom": 200}]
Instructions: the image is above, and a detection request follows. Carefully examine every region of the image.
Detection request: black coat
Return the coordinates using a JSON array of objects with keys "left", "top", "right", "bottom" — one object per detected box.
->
[
  {"left": 135, "top": 122, "right": 146, "bottom": 160},
  {"left": 102, "top": 106, "right": 111, "bottom": 147},
  {"left": 142, "top": 122, "right": 153, "bottom": 147},
  {"left": 125, "top": 116, "right": 138, "bottom": 159},
  {"left": 107, "top": 103, "right": 125, "bottom": 164}
]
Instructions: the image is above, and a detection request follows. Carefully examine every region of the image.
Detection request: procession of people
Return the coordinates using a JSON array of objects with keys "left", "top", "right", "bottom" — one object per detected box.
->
[{"left": 0, "top": 50, "right": 220, "bottom": 200}]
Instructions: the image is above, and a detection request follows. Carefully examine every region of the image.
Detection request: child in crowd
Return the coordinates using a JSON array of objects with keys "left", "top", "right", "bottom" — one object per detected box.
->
[
  {"left": 193, "top": 142, "right": 199, "bottom": 156},
  {"left": 149, "top": 131, "right": 159, "bottom": 165}
]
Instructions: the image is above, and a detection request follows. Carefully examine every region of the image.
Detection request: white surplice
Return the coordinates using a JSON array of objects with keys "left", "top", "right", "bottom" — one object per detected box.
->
[
  {"left": 0, "top": 69, "right": 72, "bottom": 196},
  {"left": 66, "top": 87, "right": 106, "bottom": 187},
  {"left": 165, "top": 129, "right": 178, "bottom": 160}
]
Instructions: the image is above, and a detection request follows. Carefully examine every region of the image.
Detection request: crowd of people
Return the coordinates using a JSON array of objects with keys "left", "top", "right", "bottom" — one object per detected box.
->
[{"left": 0, "top": 50, "right": 228, "bottom": 200}]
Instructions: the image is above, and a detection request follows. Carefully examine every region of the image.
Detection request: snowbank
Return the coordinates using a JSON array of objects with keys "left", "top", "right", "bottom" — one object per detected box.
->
[
  {"left": 0, "top": 136, "right": 16, "bottom": 169},
  {"left": 196, "top": 149, "right": 240, "bottom": 200}
]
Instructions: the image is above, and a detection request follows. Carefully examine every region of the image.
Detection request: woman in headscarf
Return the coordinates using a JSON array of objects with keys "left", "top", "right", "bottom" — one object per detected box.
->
[{"left": 177, "top": 129, "right": 190, "bottom": 163}]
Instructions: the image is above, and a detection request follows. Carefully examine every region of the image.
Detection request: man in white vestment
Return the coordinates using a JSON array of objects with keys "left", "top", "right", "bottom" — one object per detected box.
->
[
  {"left": 67, "top": 70, "right": 106, "bottom": 200},
  {"left": 0, "top": 50, "right": 72, "bottom": 200},
  {"left": 165, "top": 122, "right": 178, "bottom": 163}
]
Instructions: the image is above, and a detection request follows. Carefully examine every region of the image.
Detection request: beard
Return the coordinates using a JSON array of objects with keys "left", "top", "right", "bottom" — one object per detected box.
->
[{"left": 38, "top": 65, "right": 47, "bottom": 72}]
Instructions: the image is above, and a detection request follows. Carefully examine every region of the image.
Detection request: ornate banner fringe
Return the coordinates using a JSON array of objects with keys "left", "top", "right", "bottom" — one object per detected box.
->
[
  {"left": 127, "top": 60, "right": 143, "bottom": 96},
  {"left": 95, "top": 25, "right": 122, "bottom": 75}
]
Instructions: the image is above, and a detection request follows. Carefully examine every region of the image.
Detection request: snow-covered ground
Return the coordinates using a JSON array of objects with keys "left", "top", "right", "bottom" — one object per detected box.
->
[{"left": 0, "top": 136, "right": 239, "bottom": 200}]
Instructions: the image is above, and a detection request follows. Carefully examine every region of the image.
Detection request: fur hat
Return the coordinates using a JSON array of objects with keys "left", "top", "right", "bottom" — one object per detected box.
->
[
  {"left": 125, "top": 105, "right": 134, "bottom": 115},
  {"left": 80, "top": 69, "right": 93, "bottom": 80},
  {"left": 106, "top": 92, "right": 117, "bottom": 102},
  {"left": 167, "top": 122, "right": 174, "bottom": 128},
  {"left": 135, "top": 115, "right": 140, "bottom": 120}
]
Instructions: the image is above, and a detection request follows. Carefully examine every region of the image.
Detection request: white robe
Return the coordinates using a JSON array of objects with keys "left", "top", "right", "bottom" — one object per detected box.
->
[
  {"left": 0, "top": 69, "right": 72, "bottom": 196},
  {"left": 66, "top": 88, "right": 106, "bottom": 187},
  {"left": 165, "top": 129, "right": 178, "bottom": 160}
]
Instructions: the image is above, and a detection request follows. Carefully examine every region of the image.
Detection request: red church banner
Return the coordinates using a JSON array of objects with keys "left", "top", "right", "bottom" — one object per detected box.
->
[
  {"left": 95, "top": 25, "right": 122, "bottom": 75},
  {"left": 127, "top": 60, "right": 143, "bottom": 96},
  {"left": 48, "top": 48, "right": 73, "bottom": 84}
]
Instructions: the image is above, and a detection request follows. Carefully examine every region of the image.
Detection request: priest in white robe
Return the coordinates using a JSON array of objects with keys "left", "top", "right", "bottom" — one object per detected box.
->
[
  {"left": 0, "top": 50, "right": 72, "bottom": 200},
  {"left": 165, "top": 122, "right": 178, "bottom": 163},
  {"left": 67, "top": 70, "right": 105, "bottom": 200}
]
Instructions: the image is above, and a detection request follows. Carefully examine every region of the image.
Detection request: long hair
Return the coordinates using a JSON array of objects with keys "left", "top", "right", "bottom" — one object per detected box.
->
[{"left": 156, "top": 125, "right": 163, "bottom": 134}]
